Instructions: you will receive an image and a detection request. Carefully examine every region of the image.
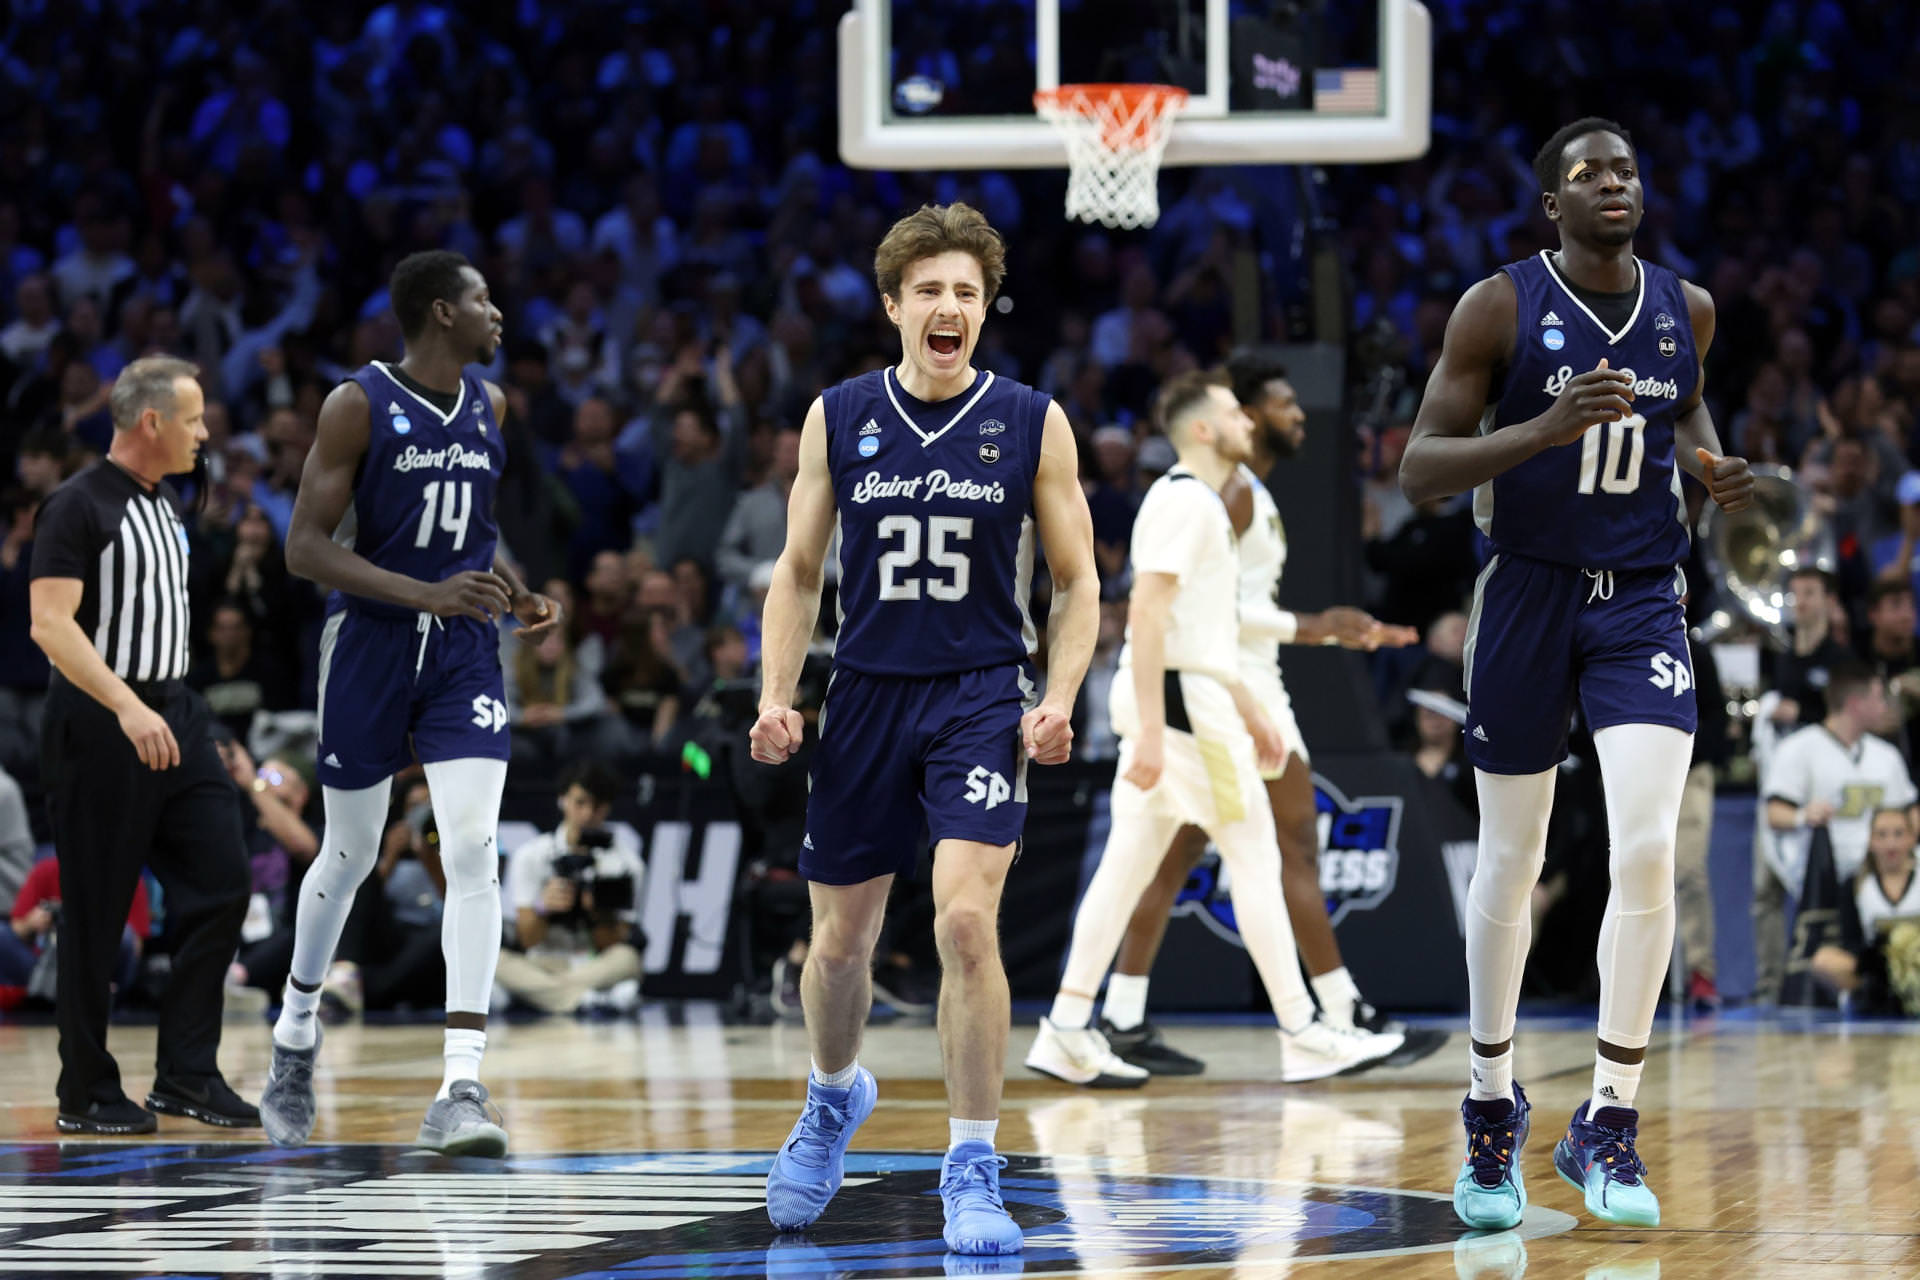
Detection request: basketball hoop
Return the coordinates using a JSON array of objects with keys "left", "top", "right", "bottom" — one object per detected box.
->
[{"left": 1033, "top": 84, "right": 1189, "bottom": 230}]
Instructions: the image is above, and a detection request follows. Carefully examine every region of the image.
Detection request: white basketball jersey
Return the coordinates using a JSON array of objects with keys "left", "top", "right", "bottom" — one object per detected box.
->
[
  {"left": 1118, "top": 467, "right": 1241, "bottom": 684},
  {"left": 1237, "top": 463, "right": 1288, "bottom": 671}
]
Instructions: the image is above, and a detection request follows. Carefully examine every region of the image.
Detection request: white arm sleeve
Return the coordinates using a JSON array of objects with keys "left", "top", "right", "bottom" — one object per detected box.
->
[{"left": 1240, "top": 600, "right": 1298, "bottom": 645}]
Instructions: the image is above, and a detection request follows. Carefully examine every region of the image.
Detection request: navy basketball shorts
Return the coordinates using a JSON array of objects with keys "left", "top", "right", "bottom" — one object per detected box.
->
[
  {"left": 1462, "top": 554, "right": 1697, "bottom": 775},
  {"left": 315, "top": 609, "right": 511, "bottom": 791},
  {"left": 800, "top": 664, "right": 1036, "bottom": 885}
]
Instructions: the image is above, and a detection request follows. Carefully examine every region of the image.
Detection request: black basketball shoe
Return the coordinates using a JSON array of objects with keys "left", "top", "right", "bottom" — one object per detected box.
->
[
  {"left": 1098, "top": 1018, "right": 1205, "bottom": 1075},
  {"left": 1353, "top": 1001, "right": 1449, "bottom": 1067}
]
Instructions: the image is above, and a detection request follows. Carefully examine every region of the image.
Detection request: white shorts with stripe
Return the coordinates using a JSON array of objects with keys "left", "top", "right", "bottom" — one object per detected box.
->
[
  {"left": 1239, "top": 661, "right": 1309, "bottom": 780},
  {"left": 1110, "top": 669, "right": 1269, "bottom": 832}
]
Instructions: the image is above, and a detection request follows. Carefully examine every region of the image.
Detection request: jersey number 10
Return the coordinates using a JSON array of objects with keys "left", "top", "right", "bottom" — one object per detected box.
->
[
  {"left": 877, "top": 514, "right": 972, "bottom": 602},
  {"left": 414, "top": 480, "right": 473, "bottom": 552},
  {"left": 1576, "top": 414, "right": 1647, "bottom": 495}
]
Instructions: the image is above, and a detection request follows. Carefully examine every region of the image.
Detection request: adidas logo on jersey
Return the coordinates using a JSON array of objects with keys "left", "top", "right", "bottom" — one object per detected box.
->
[
  {"left": 1472, "top": 725, "right": 1489, "bottom": 742},
  {"left": 860, "top": 418, "right": 883, "bottom": 436},
  {"left": 324, "top": 753, "right": 343, "bottom": 767},
  {"left": 1540, "top": 311, "right": 1564, "bottom": 326}
]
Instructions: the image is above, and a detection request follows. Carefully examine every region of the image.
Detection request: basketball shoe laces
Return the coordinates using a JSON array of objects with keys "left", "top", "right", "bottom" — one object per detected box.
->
[
  {"left": 1464, "top": 1111, "right": 1521, "bottom": 1189},
  {"left": 786, "top": 1093, "right": 853, "bottom": 1169},
  {"left": 1582, "top": 1112, "right": 1647, "bottom": 1185},
  {"left": 943, "top": 1149, "right": 1010, "bottom": 1213}
]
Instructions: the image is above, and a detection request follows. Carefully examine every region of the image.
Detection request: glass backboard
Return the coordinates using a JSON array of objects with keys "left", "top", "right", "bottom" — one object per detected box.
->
[{"left": 840, "top": 0, "right": 1429, "bottom": 169}]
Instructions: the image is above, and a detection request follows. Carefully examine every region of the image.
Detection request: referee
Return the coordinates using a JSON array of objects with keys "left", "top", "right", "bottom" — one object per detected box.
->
[{"left": 28, "top": 355, "right": 259, "bottom": 1134}]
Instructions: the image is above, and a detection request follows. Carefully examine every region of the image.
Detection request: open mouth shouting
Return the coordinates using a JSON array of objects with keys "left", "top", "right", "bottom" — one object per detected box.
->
[{"left": 927, "top": 325, "right": 963, "bottom": 361}]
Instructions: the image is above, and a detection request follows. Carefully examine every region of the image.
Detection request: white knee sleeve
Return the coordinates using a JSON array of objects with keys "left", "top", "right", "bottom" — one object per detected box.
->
[
  {"left": 424, "top": 758, "right": 509, "bottom": 1016},
  {"left": 1593, "top": 723, "right": 1690, "bottom": 1048},
  {"left": 290, "top": 781, "right": 392, "bottom": 985},
  {"left": 1466, "top": 768, "right": 1556, "bottom": 1046}
]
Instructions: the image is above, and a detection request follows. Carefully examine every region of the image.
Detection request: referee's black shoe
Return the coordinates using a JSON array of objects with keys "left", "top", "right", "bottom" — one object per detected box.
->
[
  {"left": 56, "top": 1096, "right": 159, "bottom": 1135},
  {"left": 1099, "top": 1018, "right": 1206, "bottom": 1075},
  {"left": 146, "top": 1074, "right": 261, "bottom": 1128}
]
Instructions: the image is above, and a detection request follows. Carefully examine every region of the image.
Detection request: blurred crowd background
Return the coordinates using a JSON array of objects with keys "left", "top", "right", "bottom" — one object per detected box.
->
[{"left": 4, "top": 0, "right": 1920, "bottom": 1021}]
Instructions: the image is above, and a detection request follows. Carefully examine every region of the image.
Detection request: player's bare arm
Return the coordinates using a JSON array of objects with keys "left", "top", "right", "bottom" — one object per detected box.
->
[
  {"left": 1401, "top": 273, "right": 1636, "bottom": 504},
  {"left": 1025, "top": 402, "right": 1098, "bottom": 765},
  {"left": 483, "top": 380, "right": 563, "bottom": 634},
  {"left": 1672, "top": 282, "right": 1754, "bottom": 513},
  {"left": 286, "top": 379, "right": 512, "bottom": 621},
  {"left": 1226, "top": 678, "right": 1286, "bottom": 774},
  {"left": 751, "top": 396, "right": 835, "bottom": 765},
  {"left": 1121, "top": 570, "right": 1178, "bottom": 791},
  {"left": 29, "top": 575, "right": 179, "bottom": 770}
]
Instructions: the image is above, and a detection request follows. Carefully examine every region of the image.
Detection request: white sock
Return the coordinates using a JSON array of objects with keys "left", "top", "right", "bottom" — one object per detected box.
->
[
  {"left": 1101, "top": 973, "right": 1149, "bottom": 1031},
  {"left": 1470, "top": 1046, "right": 1513, "bottom": 1102},
  {"left": 949, "top": 1117, "right": 998, "bottom": 1150},
  {"left": 811, "top": 1060, "right": 858, "bottom": 1090},
  {"left": 441, "top": 1028, "right": 486, "bottom": 1098},
  {"left": 1311, "top": 967, "right": 1361, "bottom": 1029},
  {"left": 275, "top": 982, "right": 321, "bottom": 1050},
  {"left": 1048, "top": 992, "right": 1094, "bottom": 1030},
  {"left": 1592, "top": 1054, "right": 1643, "bottom": 1110}
]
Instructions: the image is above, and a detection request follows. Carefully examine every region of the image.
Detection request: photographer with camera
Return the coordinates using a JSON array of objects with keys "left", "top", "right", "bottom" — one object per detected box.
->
[{"left": 497, "top": 763, "right": 645, "bottom": 1015}]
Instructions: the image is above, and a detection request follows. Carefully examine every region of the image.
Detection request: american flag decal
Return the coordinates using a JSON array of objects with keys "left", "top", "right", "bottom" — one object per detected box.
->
[{"left": 1315, "top": 67, "right": 1381, "bottom": 113}]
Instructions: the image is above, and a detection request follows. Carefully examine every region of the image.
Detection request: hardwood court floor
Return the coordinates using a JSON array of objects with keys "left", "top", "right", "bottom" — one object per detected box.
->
[{"left": 1, "top": 1010, "right": 1918, "bottom": 1278}]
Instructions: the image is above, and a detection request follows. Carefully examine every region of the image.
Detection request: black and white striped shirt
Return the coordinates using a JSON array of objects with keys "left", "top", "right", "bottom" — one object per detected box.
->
[{"left": 30, "top": 461, "right": 193, "bottom": 682}]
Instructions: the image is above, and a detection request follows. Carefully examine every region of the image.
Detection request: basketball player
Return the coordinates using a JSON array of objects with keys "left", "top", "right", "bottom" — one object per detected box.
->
[
  {"left": 1087, "top": 352, "right": 1423, "bottom": 1079},
  {"left": 259, "top": 251, "right": 561, "bottom": 1156},
  {"left": 749, "top": 203, "right": 1097, "bottom": 1255},
  {"left": 1026, "top": 370, "right": 1402, "bottom": 1088},
  {"left": 1401, "top": 119, "right": 1753, "bottom": 1228}
]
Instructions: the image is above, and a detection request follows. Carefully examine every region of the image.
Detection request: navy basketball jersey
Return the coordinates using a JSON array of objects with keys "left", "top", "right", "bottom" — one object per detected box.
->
[
  {"left": 1476, "top": 252, "right": 1699, "bottom": 570},
  {"left": 330, "top": 362, "right": 504, "bottom": 617},
  {"left": 823, "top": 367, "right": 1050, "bottom": 676}
]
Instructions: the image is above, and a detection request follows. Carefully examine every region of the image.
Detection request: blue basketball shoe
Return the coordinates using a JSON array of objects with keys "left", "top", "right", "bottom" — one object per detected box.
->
[
  {"left": 1453, "top": 1083, "right": 1530, "bottom": 1230},
  {"left": 940, "top": 1140, "right": 1023, "bottom": 1255},
  {"left": 1552, "top": 1100, "right": 1659, "bottom": 1226},
  {"left": 766, "top": 1068, "right": 877, "bottom": 1231}
]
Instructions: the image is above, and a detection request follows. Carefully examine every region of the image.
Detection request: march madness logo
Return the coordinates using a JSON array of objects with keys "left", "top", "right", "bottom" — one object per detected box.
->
[
  {"left": 1174, "top": 775, "right": 1403, "bottom": 941},
  {"left": 0, "top": 1146, "right": 1569, "bottom": 1277}
]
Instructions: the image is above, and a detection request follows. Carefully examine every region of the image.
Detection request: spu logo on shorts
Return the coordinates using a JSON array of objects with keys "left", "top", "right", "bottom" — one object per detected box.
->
[
  {"left": 963, "top": 766, "right": 1010, "bottom": 810},
  {"left": 1648, "top": 651, "right": 1692, "bottom": 697},
  {"left": 470, "top": 695, "right": 509, "bottom": 732},
  {"left": 1173, "top": 776, "right": 1404, "bottom": 936}
]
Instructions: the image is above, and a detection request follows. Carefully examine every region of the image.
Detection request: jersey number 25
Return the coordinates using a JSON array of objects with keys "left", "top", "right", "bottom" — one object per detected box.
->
[
  {"left": 877, "top": 514, "right": 971, "bottom": 602},
  {"left": 414, "top": 480, "right": 473, "bottom": 552},
  {"left": 1576, "top": 414, "right": 1646, "bottom": 495}
]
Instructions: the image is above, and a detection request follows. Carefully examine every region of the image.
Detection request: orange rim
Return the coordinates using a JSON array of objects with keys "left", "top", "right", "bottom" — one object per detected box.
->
[{"left": 1034, "top": 83, "right": 1188, "bottom": 150}]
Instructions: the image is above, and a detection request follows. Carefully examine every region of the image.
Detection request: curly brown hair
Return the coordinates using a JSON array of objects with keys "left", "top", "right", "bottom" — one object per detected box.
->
[{"left": 872, "top": 202, "right": 1007, "bottom": 304}]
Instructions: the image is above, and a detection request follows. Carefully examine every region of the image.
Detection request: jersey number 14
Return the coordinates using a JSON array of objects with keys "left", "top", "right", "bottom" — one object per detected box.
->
[
  {"left": 1576, "top": 414, "right": 1647, "bottom": 495},
  {"left": 414, "top": 480, "right": 473, "bottom": 551}
]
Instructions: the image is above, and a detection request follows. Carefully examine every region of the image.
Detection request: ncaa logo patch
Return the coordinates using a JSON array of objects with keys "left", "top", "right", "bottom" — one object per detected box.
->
[
  {"left": 1658, "top": 335, "right": 1678, "bottom": 358},
  {"left": 859, "top": 435, "right": 879, "bottom": 458},
  {"left": 1173, "top": 775, "right": 1405, "bottom": 936},
  {"left": 0, "top": 1144, "right": 1571, "bottom": 1276},
  {"left": 979, "top": 441, "right": 1000, "bottom": 464},
  {"left": 1542, "top": 328, "right": 1565, "bottom": 351},
  {"left": 392, "top": 415, "right": 412, "bottom": 435}
]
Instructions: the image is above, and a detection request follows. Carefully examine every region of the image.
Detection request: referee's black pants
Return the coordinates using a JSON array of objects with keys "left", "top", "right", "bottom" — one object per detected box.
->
[{"left": 42, "top": 677, "right": 251, "bottom": 1112}]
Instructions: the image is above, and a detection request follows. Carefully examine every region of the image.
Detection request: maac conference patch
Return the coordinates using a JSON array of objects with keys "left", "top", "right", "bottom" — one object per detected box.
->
[
  {"left": 0, "top": 1145, "right": 1571, "bottom": 1277},
  {"left": 1175, "top": 775, "right": 1404, "bottom": 939}
]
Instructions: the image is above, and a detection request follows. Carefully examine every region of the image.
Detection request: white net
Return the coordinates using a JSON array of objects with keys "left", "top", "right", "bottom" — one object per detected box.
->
[{"left": 1034, "top": 84, "right": 1188, "bottom": 230}]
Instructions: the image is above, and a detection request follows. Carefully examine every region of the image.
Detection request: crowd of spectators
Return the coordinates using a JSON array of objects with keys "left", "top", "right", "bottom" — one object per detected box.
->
[{"left": 3, "top": 1, "right": 1920, "bottom": 1016}]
